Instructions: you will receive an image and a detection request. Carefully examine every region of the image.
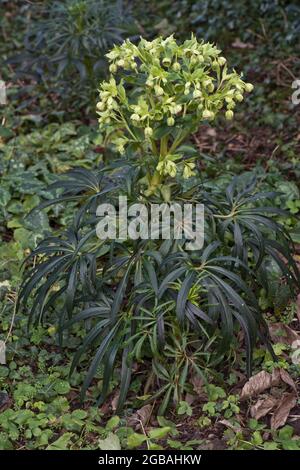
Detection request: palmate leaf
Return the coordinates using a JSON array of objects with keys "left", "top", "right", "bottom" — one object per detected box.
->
[
  {"left": 18, "top": 227, "right": 105, "bottom": 324},
  {"left": 29, "top": 167, "right": 119, "bottom": 228},
  {"left": 203, "top": 177, "right": 299, "bottom": 288},
  {"left": 14, "top": 0, "right": 135, "bottom": 98},
  {"left": 125, "top": 243, "right": 272, "bottom": 380},
  {"left": 18, "top": 171, "right": 299, "bottom": 412}
]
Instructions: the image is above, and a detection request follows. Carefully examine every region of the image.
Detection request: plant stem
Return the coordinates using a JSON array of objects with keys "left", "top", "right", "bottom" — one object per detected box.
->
[{"left": 160, "top": 135, "right": 169, "bottom": 157}]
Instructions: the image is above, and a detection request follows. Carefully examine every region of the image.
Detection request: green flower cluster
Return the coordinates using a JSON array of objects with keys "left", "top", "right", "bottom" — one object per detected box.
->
[{"left": 97, "top": 35, "right": 253, "bottom": 182}]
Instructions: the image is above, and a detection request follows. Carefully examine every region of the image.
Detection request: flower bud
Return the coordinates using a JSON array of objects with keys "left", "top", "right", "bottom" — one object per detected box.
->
[
  {"left": 109, "top": 63, "right": 117, "bottom": 73},
  {"left": 193, "top": 89, "right": 202, "bottom": 99},
  {"left": 172, "top": 62, "right": 181, "bottom": 72},
  {"left": 245, "top": 83, "right": 254, "bottom": 92},
  {"left": 218, "top": 57, "right": 226, "bottom": 66},
  {"left": 235, "top": 93, "right": 244, "bottom": 102},
  {"left": 166, "top": 161, "right": 177, "bottom": 178},
  {"left": 117, "top": 59, "right": 125, "bottom": 67},
  {"left": 96, "top": 101, "right": 105, "bottom": 111},
  {"left": 144, "top": 126, "right": 153, "bottom": 138},
  {"left": 225, "top": 110, "right": 234, "bottom": 120},
  {"left": 167, "top": 116, "right": 175, "bottom": 126},
  {"left": 183, "top": 162, "right": 196, "bottom": 179},
  {"left": 162, "top": 57, "right": 171, "bottom": 66},
  {"left": 131, "top": 113, "right": 140, "bottom": 121},
  {"left": 146, "top": 78, "right": 154, "bottom": 87},
  {"left": 203, "top": 109, "right": 214, "bottom": 120},
  {"left": 154, "top": 85, "right": 164, "bottom": 96}
]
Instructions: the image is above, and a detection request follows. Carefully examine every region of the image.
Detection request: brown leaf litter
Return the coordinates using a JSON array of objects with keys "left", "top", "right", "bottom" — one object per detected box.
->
[{"left": 241, "top": 368, "right": 298, "bottom": 429}]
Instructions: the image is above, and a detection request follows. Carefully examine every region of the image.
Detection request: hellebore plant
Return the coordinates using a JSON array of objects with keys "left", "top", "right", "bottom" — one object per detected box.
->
[
  {"left": 12, "top": 0, "right": 136, "bottom": 106},
  {"left": 19, "top": 36, "right": 299, "bottom": 413},
  {"left": 97, "top": 34, "right": 253, "bottom": 197}
]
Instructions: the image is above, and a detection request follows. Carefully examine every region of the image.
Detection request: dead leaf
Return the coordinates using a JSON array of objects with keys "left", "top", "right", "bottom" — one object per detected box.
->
[
  {"left": 232, "top": 38, "right": 254, "bottom": 49},
  {"left": 205, "top": 128, "right": 217, "bottom": 138},
  {"left": 271, "top": 368, "right": 282, "bottom": 382},
  {"left": 250, "top": 396, "right": 278, "bottom": 420},
  {"left": 240, "top": 369, "right": 280, "bottom": 400},
  {"left": 269, "top": 322, "right": 300, "bottom": 345},
  {"left": 185, "top": 393, "right": 196, "bottom": 405},
  {"left": 270, "top": 392, "right": 297, "bottom": 429},
  {"left": 99, "top": 401, "right": 111, "bottom": 415},
  {"left": 280, "top": 368, "right": 297, "bottom": 392},
  {"left": 111, "top": 392, "right": 119, "bottom": 411},
  {"left": 191, "top": 375, "right": 204, "bottom": 395},
  {"left": 0, "top": 391, "right": 9, "bottom": 411},
  {"left": 219, "top": 419, "right": 242, "bottom": 433},
  {"left": 127, "top": 404, "right": 152, "bottom": 430}
]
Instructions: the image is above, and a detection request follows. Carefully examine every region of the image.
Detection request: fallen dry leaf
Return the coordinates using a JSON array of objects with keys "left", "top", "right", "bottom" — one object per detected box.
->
[
  {"left": 279, "top": 368, "right": 297, "bottom": 393},
  {"left": 240, "top": 369, "right": 281, "bottom": 400},
  {"left": 270, "top": 392, "right": 297, "bottom": 429},
  {"left": 268, "top": 322, "right": 300, "bottom": 346},
  {"left": 111, "top": 392, "right": 120, "bottom": 411},
  {"left": 219, "top": 419, "right": 242, "bottom": 433},
  {"left": 232, "top": 38, "right": 254, "bottom": 49},
  {"left": 250, "top": 396, "right": 278, "bottom": 420},
  {"left": 205, "top": 128, "right": 217, "bottom": 138},
  {"left": 185, "top": 393, "right": 196, "bottom": 405},
  {"left": 191, "top": 375, "right": 204, "bottom": 395},
  {"left": 127, "top": 404, "right": 152, "bottom": 430}
]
